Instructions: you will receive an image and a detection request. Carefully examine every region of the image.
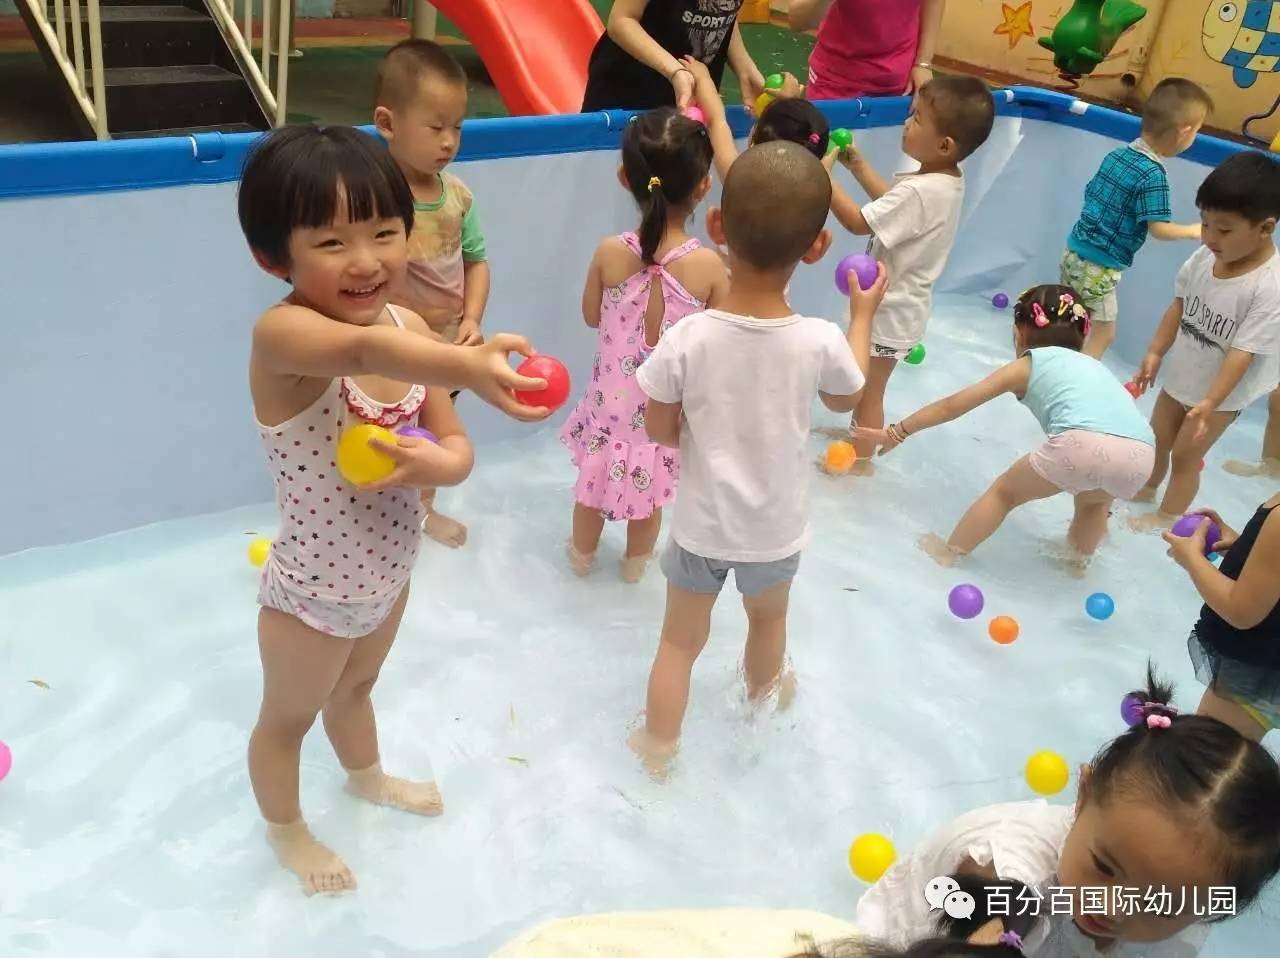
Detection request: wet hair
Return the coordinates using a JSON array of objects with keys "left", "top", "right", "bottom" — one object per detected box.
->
[
  {"left": 918, "top": 75, "right": 995, "bottom": 162},
  {"left": 374, "top": 38, "right": 466, "bottom": 110},
  {"left": 1141, "top": 78, "right": 1212, "bottom": 141},
  {"left": 1086, "top": 663, "right": 1280, "bottom": 912},
  {"left": 238, "top": 124, "right": 414, "bottom": 269},
  {"left": 753, "top": 97, "right": 831, "bottom": 159},
  {"left": 722, "top": 140, "right": 831, "bottom": 270},
  {"left": 1012, "top": 284, "right": 1089, "bottom": 351},
  {"left": 790, "top": 874, "right": 1037, "bottom": 957},
  {"left": 621, "top": 108, "right": 714, "bottom": 264},
  {"left": 1196, "top": 151, "right": 1280, "bottom": 224}
]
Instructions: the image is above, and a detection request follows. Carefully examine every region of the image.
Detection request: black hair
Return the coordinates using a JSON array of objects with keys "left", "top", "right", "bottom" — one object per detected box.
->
[
  {"left": 621, "top": 108, "right": 714, "bottom": 264},
  {"left": 374, "top": 38, "right": 467, "bottom": 109},
  {"left": 919, "top": 75, "right": 995, "bottom": 161},
  {"left": 723, "top": 140, "right": 831, "bottom": 270},
  {"left": 790, "top": 874, "right": 1037, "bottom": 957},
  {"left": 1012, "top": 284, "right": 1089, "bottom": 350},
  {"left": 753, "top": 97, "right": 831, "bottom": 159},
  {"left": 1087, "top": 663, "right": 1280, "bottom": 912},
  {"left": 1196, "top": 151, "right": 1280, "bottom": 223},
  {"left": 238, "top": 124, "right": 414, "bottom": 269},
  {"left": 1141, "top": 77, "right": 1212, "bottom": 140}
]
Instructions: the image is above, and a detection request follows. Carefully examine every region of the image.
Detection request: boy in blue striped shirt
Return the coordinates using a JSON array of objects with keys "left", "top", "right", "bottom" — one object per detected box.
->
[{"left": 1061, "top": 78, "right": 1212, "bottom": 359}]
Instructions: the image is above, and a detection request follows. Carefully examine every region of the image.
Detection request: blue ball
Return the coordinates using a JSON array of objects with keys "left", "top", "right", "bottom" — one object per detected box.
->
[{"left": 1086, "top": 592, "right": 1115, "bottom": 621}]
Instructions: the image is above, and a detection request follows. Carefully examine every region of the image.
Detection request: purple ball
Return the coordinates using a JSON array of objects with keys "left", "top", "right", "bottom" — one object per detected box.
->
[
  {"left": 947, "top": 583, "right": 985, "bottom": 620},
  {"left": 396, "top": 425, "right": 438, "bottom": 443},
  {"left": 992, "top": 292, "right": 1010, "bottom": 309},
  {"left": 1121, "top": 692, "right": 1145, "bottom": 728},
  {"left": 835, "top": 253, "right": 878, "bottom": 296},
  {"left": 1170, "top": 514, "right": 1221, "bottom": 557}
]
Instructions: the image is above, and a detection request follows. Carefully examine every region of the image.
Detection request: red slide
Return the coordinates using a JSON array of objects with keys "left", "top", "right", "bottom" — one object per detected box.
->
[{"left": 433, "top": 0, "right": 604, "bottom": 115}]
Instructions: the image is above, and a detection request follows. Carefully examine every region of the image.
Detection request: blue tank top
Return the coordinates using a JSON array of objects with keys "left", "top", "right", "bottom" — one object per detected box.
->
[
  {"left": 1195, "top": 503, "right": 1280, "bottom": 667},
  {"left": 1020, "top": 347, "right": 1153, "bottom": 445}
]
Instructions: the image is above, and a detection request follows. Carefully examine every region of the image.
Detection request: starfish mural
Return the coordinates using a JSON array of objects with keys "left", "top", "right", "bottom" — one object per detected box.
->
[{"left": 994, "top": 2, "right": 1036, "bottom": 49}]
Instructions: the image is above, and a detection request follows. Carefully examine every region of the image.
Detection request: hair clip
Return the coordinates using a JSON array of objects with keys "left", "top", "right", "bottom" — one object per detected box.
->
[
  {"left": 1146, "top": 714, "right": 1172, "bottom": 729},
  {"left": 647, "top": 176, "right": 663, "bottom": 193},
  {"left": 998, "top": 931, "right": 1024, "bottom": 951},
  {"left": 809, "top": 132, "right": 821, "bottom": 145},
  {"left": 1057, "top": 292, "right": 1074, "bottom": 316},
  {"left": 1031, "top": 303, "right": 1049, "bottom": 327}
]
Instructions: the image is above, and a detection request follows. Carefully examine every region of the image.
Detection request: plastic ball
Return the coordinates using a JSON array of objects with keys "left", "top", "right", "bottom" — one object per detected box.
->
[
  {"left": 904, "top": 343, "right": 926, "bottom": 366},
  {"left": 848, "top": 833, "right": 896, "bottom": 883},
  {"left": 681, "top": 105, "right": 706, "bottom": 125},
  {"left": 1124, "top": 380, "right": 1141, "bottom": 399},
  {"left": 835, "top": 253, "right": 879, "bottom": 295},
  {"left": 830, "top": 128, "right": 854, "bottom": 151},
  {"left": 0, "top": 741, "right": 10, "bottom": 783},
  {"left": 988, "top": 615, "right": 1020, "bottom": 645},
  {"left": 1170, "top": 515, "right": 1221, "bottom": 557},
  {"left": 824, "top": 440, "right": 857, "bottom": 475},
  {"left": 1025, "top": 750, "right": 1069, "bottom": 795},
  {"left": 515, "top": 355, "right": 572, "bottom": 412},
  {"left": 754, "top": 92, "right": 775, "bottom": 116},
  {"left": 1085, "top": 592, "right": 1115, "bottom": 621},
  {"left": 992, "top": 292, "right": 1010, "bottom": 309},
  {"left": 248, "top": 537, "right": 271, "bottom": 568},
  {"left": 336, "top": 423, "right": 398, "bottom": 486},
  {"left": 1121, "top": 692, "right": 1145, "bottom": 727},
  {"left": 764, "top": 73, "right": 785, "bottom": 91},
  {"left": 948, "top": 583, "right": 985, "bottom": 619},
  {"left": 396, "top": 425, "right": 438, "bottom": 443}
]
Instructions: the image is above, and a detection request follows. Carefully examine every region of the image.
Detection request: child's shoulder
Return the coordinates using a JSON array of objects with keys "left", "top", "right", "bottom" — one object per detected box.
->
[{"left": 441, "top": 170, "right": 475, "bottom": 205}]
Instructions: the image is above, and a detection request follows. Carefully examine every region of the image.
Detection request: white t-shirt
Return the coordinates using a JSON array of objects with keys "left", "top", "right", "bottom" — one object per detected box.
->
[
  {"left": 1162, "top": 246, "right": 1280, "bottom": 411},
  {"left": 855, "top": 801, "right": 1207, "bottom": 958},
  {"left": 490, "top": 908, "right": 858, "bottom": 957},
  {"left": 862, "top": 171, "right": 966, "bottom": 349},
  {"left": 637, "top": 309, "right": 865, "bottom": 562}
]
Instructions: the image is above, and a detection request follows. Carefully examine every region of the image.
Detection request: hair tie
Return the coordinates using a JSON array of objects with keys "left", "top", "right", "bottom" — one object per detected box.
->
[
  {"left": 998, "top": 931, "right": 1024, "bottom": 951},
  {"left": 1031, "top": 303, "right": 1049, "bottom": 328},
  {"left": 647, "top": 176, "right": 662, "bottom": 194},
  {"left": 1146, "top": 714, "right": 1172, "bottom": 729},
  {"left": 809, "top": 132, "right": 821, "bottom": 145}
]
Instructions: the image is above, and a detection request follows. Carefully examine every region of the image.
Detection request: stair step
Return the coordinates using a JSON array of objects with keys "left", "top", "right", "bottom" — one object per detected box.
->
[
  {"left": 103, "top": 63, "right": 239, "bottom": 87},
  {"left": 102, "top": 64, "right": 259, "bottom": 134},
  {"left": 101, "top": 5, "right": 210, "bottom": 21},
  {"left": 115, "top": 121, "right": 264, "bottom": 138}
]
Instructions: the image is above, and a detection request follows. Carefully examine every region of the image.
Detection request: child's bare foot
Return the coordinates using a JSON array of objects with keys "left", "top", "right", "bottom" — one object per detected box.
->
[
  {"left": 850, "top": 458, "right": 876, "bottom": 477},
  {"left": 423, "top": 510, "right": 468, "bottom": 548},
  {"left": 1223, "top": 457, "right": 1280, "bottom": 478},
  {"left": 627, "top": 726, "right": 677, "bottom": 782},
  {"left": 777, "top": 670, "right": 797, "bottom": 711},
  {"left": 1130, "top": 486, "right": 1157, "bottom": 503},
  {"left": 566, "top": 541, "right": 596, "bottom": 576},
  {"left": 345, "top": 763, "right": 444, "bottom": 816},
  {"left": 266, "top": 820, "right": 357, "bottom": 896},
  {"left": 918, "top": 532, "right": 963, "bottom": 567},
  {"left": 1126, "top": 511, "right": 1176, "bottom": 533},
  {"left": 620, "top": 552, "right": 653, "bottom": 584}
]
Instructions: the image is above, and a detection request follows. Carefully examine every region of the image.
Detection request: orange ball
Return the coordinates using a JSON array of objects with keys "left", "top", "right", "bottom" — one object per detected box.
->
[
  {"left": 988, "top": 615, "right": 1020, "bottom": 645},
  {"left": 824, "top": 440, "right": 856, "bottom": 475}
]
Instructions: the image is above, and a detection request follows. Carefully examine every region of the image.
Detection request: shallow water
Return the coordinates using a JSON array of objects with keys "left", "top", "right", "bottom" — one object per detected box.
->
[{"left": 2, "top": 296, "right": 1277, "bottom": 957}]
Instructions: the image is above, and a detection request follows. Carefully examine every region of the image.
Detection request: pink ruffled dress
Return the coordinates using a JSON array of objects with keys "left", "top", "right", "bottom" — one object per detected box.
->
[{"left": 560, "top": 232, "right": 706, "bottom": 521}]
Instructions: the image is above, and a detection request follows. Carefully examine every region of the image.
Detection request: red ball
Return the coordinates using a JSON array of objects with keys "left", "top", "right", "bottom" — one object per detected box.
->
[
  {"left": 1124, "top": 381, "right": 1141, "bottom": 399},
  {"left": 515, "top": 355, "right": 571, "bottom": 411}
]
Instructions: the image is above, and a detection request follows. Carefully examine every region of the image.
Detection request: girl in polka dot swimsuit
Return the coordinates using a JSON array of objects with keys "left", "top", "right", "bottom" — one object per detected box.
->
[{"left": 238, "top": 125, "right": 551, "bottom": 896}]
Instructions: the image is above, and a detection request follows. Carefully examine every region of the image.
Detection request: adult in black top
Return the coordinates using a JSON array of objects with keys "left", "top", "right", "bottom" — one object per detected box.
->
[
  {"left": 1167, "top": 494, "right": 1280, "bottom": 742},
  {"left": 582, "top": 0, "right": 765, "bottom": 113}
]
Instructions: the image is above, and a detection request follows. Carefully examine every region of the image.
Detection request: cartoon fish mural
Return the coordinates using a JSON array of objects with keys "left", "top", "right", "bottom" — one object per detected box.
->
[{"left": 1203, "top": 1, "right": 1280, "bottom": 88}]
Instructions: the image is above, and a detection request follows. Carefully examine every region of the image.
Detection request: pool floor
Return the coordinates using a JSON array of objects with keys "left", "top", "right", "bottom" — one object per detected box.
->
[{"left": 1, "top": 298, "right": 1277, "bottom": 956}]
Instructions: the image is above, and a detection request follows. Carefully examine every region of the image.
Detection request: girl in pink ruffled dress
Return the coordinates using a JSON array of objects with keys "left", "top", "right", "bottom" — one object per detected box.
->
[{"left": 561, "top": 108, "right": 728, "bottom": 582}]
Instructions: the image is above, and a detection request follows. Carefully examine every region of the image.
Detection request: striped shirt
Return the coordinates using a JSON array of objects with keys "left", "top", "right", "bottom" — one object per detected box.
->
[{"left": 1067, "top": 139, "right": 1172, "bottom": 270}]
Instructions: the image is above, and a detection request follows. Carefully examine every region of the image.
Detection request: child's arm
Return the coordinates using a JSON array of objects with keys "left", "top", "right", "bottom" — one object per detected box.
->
[
  {"left": 644, "top": 400, "right": 682, "bottom": 448},
  {"left": 839, "top": 146, "right": 891, "bottom": 202},
  {"left": 456, "top": 199, "right": 489, "bottom": 346},
  {"left": 606, "top": 0, "right": 694, "bottom": 107},
  {"left": 1185, "top": 348, "right": 1256, "bottom": 439},
  {"left": 1164, "top": 509, "right": 1280, "bottom": 629},
  {"left": 856, "top": 358, "right": 1031, "bottom": 453},
  {"left": 253, "top": 304, "right": 550, "bottom": 420},
  {"left": 1148, "top": 221, "right": 1202, "bottom": 242},
  {"left": 636, "top": 326, "right": 686, "bottom": 448},
  {"left": 726, "top": 22, "right": 766, "bottom": 112},
  {"left": 366, "top": 386, "right": 475, "bottom": 492},
  {"left": 1135, "top": 297, "right": 1183, "bottom": 393},
  {"left": 683, "top": 56, "right": 738, "bottom": 182},
  {"left": 820, "top": 263, "right": 888, "bottom": 412},
  {"left": 582, "top": 244, "right": 605, "bottom": 329}
]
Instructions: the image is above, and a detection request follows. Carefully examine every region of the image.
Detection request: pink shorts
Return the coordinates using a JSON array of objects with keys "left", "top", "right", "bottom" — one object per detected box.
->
[
  {"left": 258, "top": 560, "right": 407, "bottom": 639},
  {"left": 1028, "top": 430, "right": 1154, "bottom": 499}
]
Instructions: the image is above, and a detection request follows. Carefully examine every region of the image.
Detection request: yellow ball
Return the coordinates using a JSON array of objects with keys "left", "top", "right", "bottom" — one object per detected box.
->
[
  {"left": 1025, "top": 750, "right": 1069, "bottom": 795},
  {"left": 848, "top": 833, "right": 896, "bottom": 883},
  {"left": 754, "top": 92, "right": 776, "bottom": 116},
  {"left": 248, "top": 537, "right": 271, "bottom": 568},
  {"left": 824, "top": 440, "right": 857, "bottom": 475},
  {"left": 336, "top": 423, "right": 397, "bottom": 486}
]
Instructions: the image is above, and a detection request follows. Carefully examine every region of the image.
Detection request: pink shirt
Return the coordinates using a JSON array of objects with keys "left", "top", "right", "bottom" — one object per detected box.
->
[{"left": 807, "top": 0, "right": 922, "bottom": 101}]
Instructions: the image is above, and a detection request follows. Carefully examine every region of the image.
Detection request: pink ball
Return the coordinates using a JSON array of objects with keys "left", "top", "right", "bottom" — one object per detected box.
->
[
  {"left": 0, "top": 741, "right": 11, "bottom": 783},
  {"left": 682, "top": 105, "right": 706, "bottom": 125},
  {"left": 836, "top": 253, "right": 878, "bottom": 296}
]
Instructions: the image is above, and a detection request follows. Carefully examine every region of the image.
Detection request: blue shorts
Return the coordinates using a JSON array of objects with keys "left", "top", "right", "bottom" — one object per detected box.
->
[{"left": 660, "top": 540, "right": 800, "bottom": 597}]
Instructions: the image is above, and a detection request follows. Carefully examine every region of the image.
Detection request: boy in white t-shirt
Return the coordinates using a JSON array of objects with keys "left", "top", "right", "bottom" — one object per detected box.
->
[
  {"left": 631, "top": 142, "right": 884, "bottom": 776},
  {"left": 828, "top": 75, "right": 996, "bottom": 471},
  {"left": 1130, "top": 151, "right": 1280, "bottom": 530}
]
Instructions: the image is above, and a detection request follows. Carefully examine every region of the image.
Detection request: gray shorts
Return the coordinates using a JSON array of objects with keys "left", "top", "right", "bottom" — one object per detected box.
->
[{"left": 660, "top": 540, "right": 801, "bottom": 597}]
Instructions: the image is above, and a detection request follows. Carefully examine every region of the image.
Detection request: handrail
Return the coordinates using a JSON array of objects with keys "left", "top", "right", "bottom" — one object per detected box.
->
[
  {"left": 20, "top": 0, "right": 109, "bottom": 139},
  {"left": 206, "top": 0, "right": 292, "bottom": 127}
]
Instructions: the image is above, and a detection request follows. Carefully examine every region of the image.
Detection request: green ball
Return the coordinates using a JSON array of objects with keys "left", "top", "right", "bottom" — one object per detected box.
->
[
  {"left": 905, "top": 343, "right": 926, "bottom": 366},
  {"left": 765, "top": 73, "right": 784, "bottom": 90},
  {"left": 830, "top": 128, "right": 854, "bottom": 150}
]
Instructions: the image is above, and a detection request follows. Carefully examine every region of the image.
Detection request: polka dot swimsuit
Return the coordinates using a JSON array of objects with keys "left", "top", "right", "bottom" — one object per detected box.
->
[{"left": 256, "top": 306, "right": 427, "bottom": 639}]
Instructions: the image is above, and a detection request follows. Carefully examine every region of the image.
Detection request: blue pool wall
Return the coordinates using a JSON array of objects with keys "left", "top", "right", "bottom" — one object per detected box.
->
[{"left": 0, "top": 89, "right": 1256, "bottom": 556}]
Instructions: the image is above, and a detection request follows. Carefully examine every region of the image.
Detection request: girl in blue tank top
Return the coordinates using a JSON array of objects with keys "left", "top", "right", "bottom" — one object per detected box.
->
[{"left": 858, "top": 285, "right": 1154, "bottom": 572}]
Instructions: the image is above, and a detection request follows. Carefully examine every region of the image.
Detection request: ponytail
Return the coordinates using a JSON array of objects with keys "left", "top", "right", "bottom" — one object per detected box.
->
[
  {"left": 620, "top": 108, "right": 714, "bottom": 265},
  {"left": 637, "top": 176, "right": 668, "bottom": 265}
]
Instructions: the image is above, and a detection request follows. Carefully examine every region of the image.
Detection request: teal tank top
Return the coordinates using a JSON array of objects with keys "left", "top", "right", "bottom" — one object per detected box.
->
[{"left": 1021, "top": 347, "right": 1154, "bottom": 445}]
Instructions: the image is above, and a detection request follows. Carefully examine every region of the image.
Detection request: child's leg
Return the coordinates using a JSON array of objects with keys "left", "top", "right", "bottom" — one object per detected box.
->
[
  {"left": 249, "top": 608, "right": 359, "bottom": 895},
  {"left": 1082, "top": 320, "right": 1115, "bottom": 360},
  {"left": 621, "top": 510, "right": 663, "bottom": 583},
  {"left": 1067, "top": 492, "right": 1114, "bottom": 556},
  {"left": 741, "top": 578, "right": 793, "bottom": 701},
  {"left": 421, "top": 487, "right": 467, "bottom": 549},
  {"left": 569, "top": 502, "right": 606, "bottom": 575},
  {"left": 920, "top": 456, "right": 1060, "bottom": 564},
  {"left": 1197, "top": 686, "right": 1268, "bottom": 742},
  {"left": 1132, "top": 391, "right": 1185, "bottom": 502},
  {"left": 1224, "top": 387, "right": 1280, "bottom": 477},
  {"left": 1137, "top": 408, "right": 1238, "bottom": 528},
  {"left": 850, "top": 356, "right": 899, "bottom": 469},
  {"left": 318, "top": 586, "right": 441, "bottom": 816}
]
